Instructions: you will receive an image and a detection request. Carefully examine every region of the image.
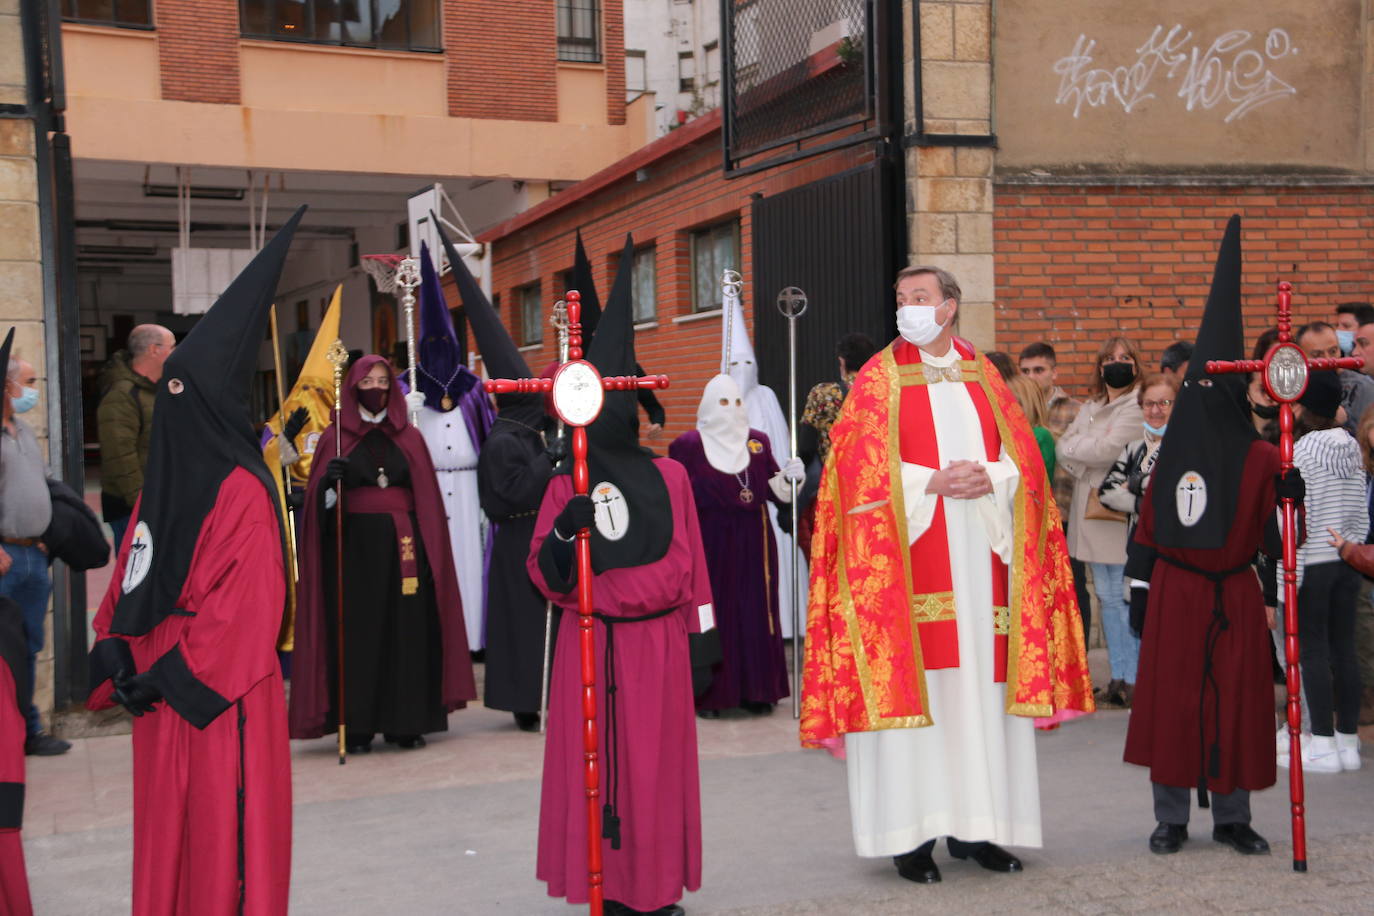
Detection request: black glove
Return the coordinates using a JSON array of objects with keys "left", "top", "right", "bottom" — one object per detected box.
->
[
  {"left": 324, "top": 457, "right": 350, "bottom": 485},
  {"left": 285, "top": 490, "right": 305, "bottom": 512},
  {"left": 1275, "top": 468, "right": 1305, "bottom": 504},
  {"left": 545, "top": 433, "right": 569, "bottom": 467},
  {"left": 1125, "top": 470, "right": 1145, "bottom": 497},
  {"left": 282, "top": 406, "right": 309, "bottom": 445},
  {"left": 554, "top": 494, "right": 595, "bottom": 539},
  {"left": 112, "top": 669, "right": 161, "bottom": 716},
  {"left": 1129, "top": 586, "right": 1150, "bottom": 638}
]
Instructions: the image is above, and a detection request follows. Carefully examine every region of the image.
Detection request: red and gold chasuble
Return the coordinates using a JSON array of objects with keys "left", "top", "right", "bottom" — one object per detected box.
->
[{"left": 800, "top": 338, "right": 1093, "bottom": 749}]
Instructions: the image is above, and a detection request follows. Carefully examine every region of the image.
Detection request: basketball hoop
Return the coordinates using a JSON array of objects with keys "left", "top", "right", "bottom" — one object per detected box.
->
[{"left": 361, "top": 254, "right": 405, "bottom": 294}]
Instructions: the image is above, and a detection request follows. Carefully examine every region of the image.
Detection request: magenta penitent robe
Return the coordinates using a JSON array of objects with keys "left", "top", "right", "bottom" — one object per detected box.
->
[
  {"left": 668, "top": 429, "right": 789, "bottom": 710},
  {"left": 527, "top": 457, "right": 712, "bottom": 912},
  {"left": 0, "top": 647, "right": 30, "bottom": 916},
  {"left": 88, "top": 468, "right": 291, "bottom": 915}
]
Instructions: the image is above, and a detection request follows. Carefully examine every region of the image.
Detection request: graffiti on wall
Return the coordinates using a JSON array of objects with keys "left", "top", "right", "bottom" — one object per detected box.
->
[{"left": 1052, "top": 24, "right": 1299, "bottom": 123}]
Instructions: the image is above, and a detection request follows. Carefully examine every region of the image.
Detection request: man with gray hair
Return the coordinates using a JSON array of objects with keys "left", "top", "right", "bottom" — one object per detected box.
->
[
  {"left": 802, "top": 265, "right": 1092, "bottom": 885},
  {"left": 1, "top": 346, "right": 69, "bottom": 756},
  {"left": 97, "top": 325, "right": 174, "bottom": 548}
]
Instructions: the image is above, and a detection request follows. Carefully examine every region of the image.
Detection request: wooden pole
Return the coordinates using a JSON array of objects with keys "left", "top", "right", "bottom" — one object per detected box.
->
[{"left": 326, "top": 340, "right": 350, "bottom": 765}]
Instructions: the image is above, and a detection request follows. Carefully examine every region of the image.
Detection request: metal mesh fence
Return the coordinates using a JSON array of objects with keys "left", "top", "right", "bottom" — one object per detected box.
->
[{"left": 724, "top": 0, "right": 873, "bottom": 167}]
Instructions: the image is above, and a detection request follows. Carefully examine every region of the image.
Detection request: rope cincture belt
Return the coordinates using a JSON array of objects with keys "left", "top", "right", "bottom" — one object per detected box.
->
[
  {"left": 592, "top": 606, "right": 675, "bottom": 850},
  {"left": 1158, "top": 554, "right": 1253, "bottom": 809}
]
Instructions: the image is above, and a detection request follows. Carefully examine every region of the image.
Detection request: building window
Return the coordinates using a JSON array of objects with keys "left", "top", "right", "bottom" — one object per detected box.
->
[
  {"left": 612, "top": 246, "right": 657, "bottom": 323},
  {"left": 678, "top": 51, "right": 696, "bottom": 94},
  {"left": 519, "top": 282, "right": 544, "bottom": 346},
  {"left": 239, "top": 0, "right": 442, "bottom": 52},
  {"left": 556, "top": 0, "right": 601, "bottom": 63},
  {"left": 691, "top": 221, "right": 739, "bottom": 313},
  {"left": 626, "top": 50, "right": 647, "bottom": 95},
  {"left": 60, "top": 0, "right": 153, "bottom": 28}
]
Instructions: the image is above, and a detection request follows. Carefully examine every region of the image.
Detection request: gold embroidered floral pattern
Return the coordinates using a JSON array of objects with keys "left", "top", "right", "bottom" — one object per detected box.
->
[
  {"left": 913, "top": 592, "right": 957, "bottom": 623},
  {"left": 801, "top": 344, "right": 1095, "bottom": 750}
]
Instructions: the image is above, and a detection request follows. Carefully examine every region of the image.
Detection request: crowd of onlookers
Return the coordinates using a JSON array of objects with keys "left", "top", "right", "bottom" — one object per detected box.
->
[{"left": 987, "top": 301, "right": 1374, "bottom": 776}]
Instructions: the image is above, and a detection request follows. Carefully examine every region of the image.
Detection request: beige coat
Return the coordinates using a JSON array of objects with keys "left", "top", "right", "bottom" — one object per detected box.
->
[{"left": 1057, "top": 389, "right": 1145, "bottom": 564}]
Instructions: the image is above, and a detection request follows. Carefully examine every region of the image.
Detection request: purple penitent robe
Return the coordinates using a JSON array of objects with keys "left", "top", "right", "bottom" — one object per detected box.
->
[
  {"left": 668, "top": 429, "right": 789, "bottom": 710},
  {"left": 527, "top": 457, "right": 712, "bottom": 912}
]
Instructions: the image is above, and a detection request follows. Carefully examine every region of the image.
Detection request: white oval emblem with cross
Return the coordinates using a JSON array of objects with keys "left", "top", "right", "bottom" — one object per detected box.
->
[
  {"left": 121, "top": 522, "right": 154, "bottom": 593},
  {"left": 590, "top": 481, "right": 630, "bottom": 541},
  {"left": 1176, "top": 471, "right": 1207, "bottom": 527}
]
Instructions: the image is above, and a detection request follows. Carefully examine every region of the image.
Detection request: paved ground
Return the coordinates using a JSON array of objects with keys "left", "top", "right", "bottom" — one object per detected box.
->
[{"left": 21, "top": 651, "right": 1374, "bottom": 914}]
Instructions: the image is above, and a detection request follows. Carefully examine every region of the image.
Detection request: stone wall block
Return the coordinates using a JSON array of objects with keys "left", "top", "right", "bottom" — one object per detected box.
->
[
  {"left": 0, "top": 260, "right": 41, "bottom": 316},
  {"left": 919, "top": 2, "right": 955, "bottom": 61},
  {"left": 0, "top": 156, "right": 38, "bottom": 202},
  {"left": 916, "top": 213, "right": 959, "bottom": 254},
  {"left": 0, "top": 200, "right": 40, "bottom": 260},
  {"left": 920, "top": 61, "right": 991, "bottom": 122},
  {"left": 957, "top": 212, "right": 994, "bottom": 254},
  {"left": 916, "top": 145, "right": 956, "bottom": 178},
  {"left": 0, "top": 119, "right": 33, "bottom": 157},
  {"left": 917, "top": 176, "right": 991, "bottom": 213},
  {"left": 953, "top": 3, "right": 991, "bottom": 62},
  {"left": 955, "top": 146, "right": 994, "bottom": 177}
]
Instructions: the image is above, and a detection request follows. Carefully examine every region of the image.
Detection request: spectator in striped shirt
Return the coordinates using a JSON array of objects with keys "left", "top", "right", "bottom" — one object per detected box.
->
[{"left": 1278, "top": 371, "right": 1368, "bottom": 775}]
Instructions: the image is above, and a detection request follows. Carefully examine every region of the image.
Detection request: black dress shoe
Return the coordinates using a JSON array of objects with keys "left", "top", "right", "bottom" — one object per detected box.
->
[
  {"left": 894, "top": 848, "right": 941, "bottom": 884},
  {"left": 384, "top": 734, "right": 427, "bottom": 750},
  {"left": 513, "top": 712, "right": 540, "bottom": 732},
  {"left": 344, "top": 740, "right": 373, "bottom": 754},
  {"left": 24, "top": 733, "right": 71, "bottom": 756},
  {"left": 1213, "top": 823, "right": 1270, "bottom": 855},
  {"left": 949, "top": 841, "right": 1022, "bottom": 873},
  {"left": 696, "top": 709, "right": 721, "bottom": 719},
  {"left": 604, "top": 900, "right": 685, "bottom": 916},
  {"left": 1148, "top": 822, "right": 1188, "bottom": 854},
  {"left": 741, "top": 701, "right": 774, "bottom": 715}
]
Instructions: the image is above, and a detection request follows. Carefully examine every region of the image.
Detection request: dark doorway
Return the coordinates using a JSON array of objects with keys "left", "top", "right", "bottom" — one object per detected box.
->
[{"left": 751, "top": 157, "right": 902, "bottom": 420}]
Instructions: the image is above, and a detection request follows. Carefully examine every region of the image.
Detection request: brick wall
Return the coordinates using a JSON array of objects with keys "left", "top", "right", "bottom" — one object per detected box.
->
[
  {"left": 994, "top": 184, "right": 1374, "bottom": 397},
  {"left": 445, "top": 0, "right": 557, "bottom": 121},
  {"left": 158, "top": 0, "right": 242, "bottom": 104},
  {"left": 475, "top": 127, "right": 870, "bottom": 443},
  {"left": 602, "top": 0, "right": 625, "bottom": 125}
]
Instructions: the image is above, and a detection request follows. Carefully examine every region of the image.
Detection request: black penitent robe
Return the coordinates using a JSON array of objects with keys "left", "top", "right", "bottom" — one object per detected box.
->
[
  {"left": 478, "top": 420, "right": 555, "bottom": 713},
  {"left": 323, "top": 429, "right": 446, "bottom": 738}
]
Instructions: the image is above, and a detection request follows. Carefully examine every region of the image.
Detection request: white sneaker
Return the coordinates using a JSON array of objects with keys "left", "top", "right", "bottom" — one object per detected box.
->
[
  {"left": 1336, "top": 732, "right": 1362, "bottom": 771},
  {"left": 1276, "top": 727, "right": 1310, "bottom": 758},
  {"left": 1279, "top": 735, "right": 1342, "bottom": 773}
]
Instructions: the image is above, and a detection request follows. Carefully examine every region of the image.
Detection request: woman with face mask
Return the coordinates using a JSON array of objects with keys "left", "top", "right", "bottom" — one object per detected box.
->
[
  {"left": 290, "top": 355, "right": 476, "bottom": 754},
  {"left": 1099, "top": 373, "right": 1180, "bottom": 537},
  {"left": 1057, "top": 336, "right": 1146, "bottom": 709}
]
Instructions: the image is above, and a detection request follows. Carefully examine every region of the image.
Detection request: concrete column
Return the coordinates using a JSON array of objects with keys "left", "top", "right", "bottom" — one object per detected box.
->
[{"left": 904, "top": 0, "right": 997, "bottom": 349}]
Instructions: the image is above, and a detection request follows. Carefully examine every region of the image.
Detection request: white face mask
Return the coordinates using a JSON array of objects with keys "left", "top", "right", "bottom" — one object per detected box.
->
[{"left": 896, "top": 300, "right": 951, "bottom": 347}]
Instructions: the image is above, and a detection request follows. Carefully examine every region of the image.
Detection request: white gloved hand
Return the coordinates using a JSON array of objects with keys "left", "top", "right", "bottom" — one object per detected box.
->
[
  {"left": 780, "top": 456, "right": 805, "bottom": 482},
  {"left": 404, "top": 389, "right": 426, "bottom": 413}
]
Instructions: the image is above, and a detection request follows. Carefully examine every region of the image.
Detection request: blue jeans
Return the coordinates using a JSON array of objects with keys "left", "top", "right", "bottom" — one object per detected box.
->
[
  {"left": 1090, "top": 561, "right": 1139, "bottom": 683},
  {"left": 0, "top": 543, "right": 52, "bottom": 736}
]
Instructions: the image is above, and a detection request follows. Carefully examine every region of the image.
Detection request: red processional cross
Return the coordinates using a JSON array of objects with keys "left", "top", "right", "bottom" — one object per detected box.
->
[
  {"left": 1205, "top": 280, "right": 1363, "bottom": 872},
  {"left": 483, "top": 290, "right": 669, "bottom": 916}
]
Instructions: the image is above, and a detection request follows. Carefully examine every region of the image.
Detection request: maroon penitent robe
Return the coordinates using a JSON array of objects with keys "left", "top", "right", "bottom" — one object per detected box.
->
[
  {"left": 88, "top": 468, "right": 291, "bottom": 915},
  {"left": 1125, "top": 439, "right": 1281, "bottom": 794}
]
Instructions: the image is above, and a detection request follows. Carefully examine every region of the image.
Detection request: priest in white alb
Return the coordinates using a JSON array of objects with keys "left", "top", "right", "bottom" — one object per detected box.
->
[{"left": 801, "top": 265, "right": 1093, "bottom": 884}]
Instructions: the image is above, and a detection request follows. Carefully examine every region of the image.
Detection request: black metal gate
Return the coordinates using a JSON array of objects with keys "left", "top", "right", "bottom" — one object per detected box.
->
[{"left": 751, "top": 157, "right": 902, "bottom": 416}]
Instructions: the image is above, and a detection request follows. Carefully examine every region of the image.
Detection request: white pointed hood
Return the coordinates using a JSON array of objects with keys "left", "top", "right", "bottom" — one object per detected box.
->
[
  {"left": 724, "top": 283, "right": 759, "bottom": 395},
  {"left": 697, "top": 374, "right": 750, "bottom": 473}
]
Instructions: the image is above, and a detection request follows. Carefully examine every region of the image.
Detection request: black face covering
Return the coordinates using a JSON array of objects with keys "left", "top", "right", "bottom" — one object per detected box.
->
[
  {"left": 110, "top": 209, "right": 303, "bottom": 636},
  {"left": 1251, "top": 401, "right": 1280, "bottom": 421},
  {"left": 357, "top": 387, "right": 389, "bottom": 415},
  {"left": 1102, "top": 362, "right": 1137, "bottom": 390}
]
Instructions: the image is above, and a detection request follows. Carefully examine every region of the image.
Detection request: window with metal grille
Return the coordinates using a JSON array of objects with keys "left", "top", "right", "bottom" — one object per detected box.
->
[
  {"left": 519, "top": 282, "right": 544, "bottom": 346},
  {"left": 690, "top": 221, "right": 739, "bottom": 313},
  {"left": 239, "top": 0, "right": 442, "bottom": 52},
  {"left": 60, "top": 0, "right": 153, "bottom": 29},
  {"left": 556, "top": 0, "right": 601, "bottom": 63}
]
